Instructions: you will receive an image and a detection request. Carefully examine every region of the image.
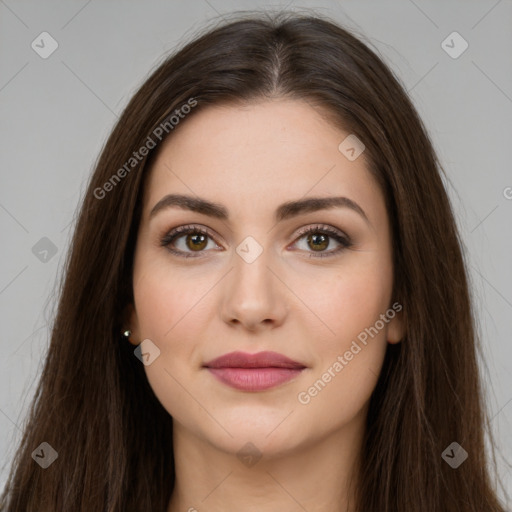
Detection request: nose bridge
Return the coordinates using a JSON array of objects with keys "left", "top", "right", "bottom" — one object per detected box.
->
[
  {"left": 221, "top": 234, "right": 287, "bottom": 329},
  {"left": 231, "top": 236, "right": 276, "bottom": 301}
]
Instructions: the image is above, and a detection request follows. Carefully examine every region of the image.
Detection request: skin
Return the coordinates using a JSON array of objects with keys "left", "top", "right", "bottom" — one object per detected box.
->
[{"left": 126, "top": 99, "right": 403, "bottom": 512}]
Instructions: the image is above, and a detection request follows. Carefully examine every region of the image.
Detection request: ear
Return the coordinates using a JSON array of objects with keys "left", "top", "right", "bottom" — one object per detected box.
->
[
  {"left": 122, "top": 303, "right": 140, "bottom": 346},
  {"left": 386, "top": 304, "right": 404, "bottom": 345}
]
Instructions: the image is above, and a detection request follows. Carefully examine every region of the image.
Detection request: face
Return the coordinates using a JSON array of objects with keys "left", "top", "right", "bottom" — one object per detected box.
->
[{"left": 127, "top": 99, "right": 403, "bottom": 458}]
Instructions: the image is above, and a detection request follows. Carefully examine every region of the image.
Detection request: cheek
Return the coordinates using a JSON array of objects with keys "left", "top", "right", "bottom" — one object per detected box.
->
[
  {"left": 292, "top": 262, "right": 392, "bottom": 412},
  {"left": 133, "top": 258, "right": 208, "bottom": 341},
  {"left": 296, "top": 342, "right": 386, "bottom": 430},
  {"left": 296, "top": 261, "right": 393, "bottom": 348},
  {"left": 132, "top": 267, "right": 208, "bottom": 424}
]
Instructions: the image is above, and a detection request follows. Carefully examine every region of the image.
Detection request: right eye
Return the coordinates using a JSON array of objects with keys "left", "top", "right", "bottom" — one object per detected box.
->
[{"left": 160, "top": 224, "right": 222, "bottom": 258}]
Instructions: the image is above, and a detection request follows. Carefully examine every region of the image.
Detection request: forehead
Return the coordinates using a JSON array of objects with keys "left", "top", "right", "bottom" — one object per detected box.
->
[{"left": 141, "top": 99, "right": 383, "bottom": 222}]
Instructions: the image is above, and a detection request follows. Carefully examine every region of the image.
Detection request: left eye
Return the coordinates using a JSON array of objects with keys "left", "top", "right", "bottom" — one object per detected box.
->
[
  {"left": 292, "top": 227, "right": 351, "bottom": 258},
  {"left": 160, "top": 224, "right": 352, "bottom": 259},
  {"left": 290, "top": 224, "right": 352, "bottom": 258}
]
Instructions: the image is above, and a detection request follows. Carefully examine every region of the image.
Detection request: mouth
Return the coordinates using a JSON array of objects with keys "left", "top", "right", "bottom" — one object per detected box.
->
[{"left": 203, "top": 351, "right": 307, "bottom": 392}]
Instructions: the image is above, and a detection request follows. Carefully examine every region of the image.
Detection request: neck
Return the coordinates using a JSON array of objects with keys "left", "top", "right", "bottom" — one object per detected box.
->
[{"left": 167, "top": 418, "right": 363, "bottom": 512}]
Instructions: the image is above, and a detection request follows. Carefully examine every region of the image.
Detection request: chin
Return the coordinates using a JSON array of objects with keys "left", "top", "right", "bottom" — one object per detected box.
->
[{"left": 205, "top": 412, "right": 306, "bottom": 454}]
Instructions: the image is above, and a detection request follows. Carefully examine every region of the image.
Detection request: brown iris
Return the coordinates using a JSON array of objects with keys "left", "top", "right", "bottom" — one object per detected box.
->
[
  {"left": 184, "top": 231, "right": 330, "bottom": 253},
  {"left": 308, "top": 233, "right": 328, "bottom": 251},
  {"left": 186, "top": 233, "right": 208, "bottom": 251}
]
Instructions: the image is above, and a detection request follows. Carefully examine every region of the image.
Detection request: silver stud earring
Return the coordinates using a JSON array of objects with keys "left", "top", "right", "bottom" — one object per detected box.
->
[{"left": 122, "top": 329, "right": 132, "bottom": 339}]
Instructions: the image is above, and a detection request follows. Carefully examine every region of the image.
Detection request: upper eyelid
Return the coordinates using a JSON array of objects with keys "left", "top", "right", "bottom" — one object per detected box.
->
[
  {"left": 294, "top": 223, "right": 348, "bottom": 238},
  {"left": 162, "top": 223, "right": 349, "bottom": 247}
]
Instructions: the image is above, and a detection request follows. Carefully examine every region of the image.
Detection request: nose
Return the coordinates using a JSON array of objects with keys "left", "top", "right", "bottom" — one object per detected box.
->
[{"left": 220, "top": 244, "right": 288, "bottom": 333}]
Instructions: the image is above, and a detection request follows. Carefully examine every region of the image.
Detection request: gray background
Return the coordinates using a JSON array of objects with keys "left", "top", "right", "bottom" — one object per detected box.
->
[{"left": 1, "top": 0, "right": 511, "bottom": 504}]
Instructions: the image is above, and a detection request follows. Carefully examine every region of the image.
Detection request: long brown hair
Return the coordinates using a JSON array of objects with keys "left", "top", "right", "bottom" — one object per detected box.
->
[{"left": 0, "top": 10, "right": 507, "bottom": 511}]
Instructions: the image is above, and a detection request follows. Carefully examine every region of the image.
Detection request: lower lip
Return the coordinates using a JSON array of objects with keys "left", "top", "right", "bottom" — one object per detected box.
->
[{"left": 206, "top": 367, "right": 304, "bottom": 391}]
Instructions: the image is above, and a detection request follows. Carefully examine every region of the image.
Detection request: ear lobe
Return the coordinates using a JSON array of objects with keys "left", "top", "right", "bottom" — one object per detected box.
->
[
  {"left": 122, "top": 303, "right": 140, "bottom": 346},
  {"left": 387, "top": 308, "right": 404, "bottom": 345}
]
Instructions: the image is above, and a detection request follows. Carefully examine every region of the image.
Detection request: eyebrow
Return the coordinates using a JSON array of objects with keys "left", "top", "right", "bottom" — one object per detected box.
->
[{"left": 149, "top": 193, "right": 370, "bottom": 225}]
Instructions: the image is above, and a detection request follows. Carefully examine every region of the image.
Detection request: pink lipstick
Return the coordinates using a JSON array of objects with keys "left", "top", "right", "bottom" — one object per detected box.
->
[{"left": 203, "top": 351, "right": 306, "bottom": 391}]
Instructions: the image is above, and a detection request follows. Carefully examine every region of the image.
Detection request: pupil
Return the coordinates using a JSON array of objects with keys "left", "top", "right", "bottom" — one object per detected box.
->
[
  {"left": 309, "top": 233, "right": 328, "bottom": 251},
  {"left": 188, "top": 234, "right": 207, "bottom": 250},
  {"left": 184, "top": 233, "right": 330, "bottom": 253}
]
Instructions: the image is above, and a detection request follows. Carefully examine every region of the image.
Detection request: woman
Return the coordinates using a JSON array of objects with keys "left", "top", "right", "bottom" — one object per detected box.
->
[{"left": 0, "top": 10, "right": 507, "bottom": 512}]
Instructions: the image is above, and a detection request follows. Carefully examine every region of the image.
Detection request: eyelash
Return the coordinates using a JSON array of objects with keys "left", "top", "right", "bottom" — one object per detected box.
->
[{"left": 159, "top": 224, "right": 352, "bottom": 259}]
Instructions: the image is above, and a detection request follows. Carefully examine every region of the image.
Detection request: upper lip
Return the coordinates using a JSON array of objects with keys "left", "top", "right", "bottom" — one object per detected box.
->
[{"left": 203, "top": 351, "right": 306, "bottom": 369}]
